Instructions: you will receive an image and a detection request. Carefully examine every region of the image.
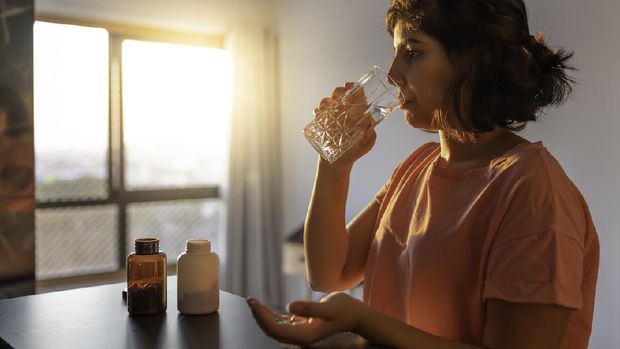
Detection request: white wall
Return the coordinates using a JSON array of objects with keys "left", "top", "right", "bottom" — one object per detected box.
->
[{"left": 277, "top": 0, "right": 619, "bottom": 348}]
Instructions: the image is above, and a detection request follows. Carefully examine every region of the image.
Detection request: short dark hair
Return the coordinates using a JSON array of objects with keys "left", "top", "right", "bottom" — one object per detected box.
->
[{"left": 386, "top": 0, "right": 575, "bottom": 138}]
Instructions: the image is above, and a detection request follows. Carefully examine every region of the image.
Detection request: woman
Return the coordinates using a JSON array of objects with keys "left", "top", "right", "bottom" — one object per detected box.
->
[{"left": 247, "top": 0, "right": 599, "bottom": 348}]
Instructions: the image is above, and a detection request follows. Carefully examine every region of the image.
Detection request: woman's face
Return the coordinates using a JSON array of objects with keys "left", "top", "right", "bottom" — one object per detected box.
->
[{"left": 388, "top": 20, "right": 453, "bottom": 130}]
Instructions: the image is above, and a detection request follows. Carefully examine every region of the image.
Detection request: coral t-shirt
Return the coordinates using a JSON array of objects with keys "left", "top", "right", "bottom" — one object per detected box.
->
[{"left": 363, "top": 141, "right": 599, "bottom": 348}]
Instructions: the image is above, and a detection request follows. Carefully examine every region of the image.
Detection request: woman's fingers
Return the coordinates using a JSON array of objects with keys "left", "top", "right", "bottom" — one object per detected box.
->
[
  {"left": 354, "top": 126, "right": 377, "bottom": 153},
  {"left": 331, "top": 81, "right": 354, "bottom": 99},
  {"left": 288, "top": 300, "right": 333, "bottom": 320},
  {"left": 314, "top": 98, "right": 332, "bottom": 119},
  {"left": 247, "top": 299, "right": 278, "bottom": 331},
  {"left": 314, "top": 82, "right": 357, "bottom": 117},
  {"left": 319, "top": 97, "right": 333, "bottom": 110},
  {"left": 332, "top": 82, "right": 356, "bottom": 98},
  {"left": 331, "top": 86, "right": 347, "bottom": 99},
  {"left": 345, "top": 82, "right": 368, "bottom": 106},
  {"left": 247, "top": 299, "right": 293, "bottom": 343},
  {"left": 247, "top": 298, "right": 331, "bottom": 346},
  {"left": 336, "top": 125, "right": 377, "bottom": 164},
  {"left": 363, "top": 127, "right": 378, "bottom": 148}
]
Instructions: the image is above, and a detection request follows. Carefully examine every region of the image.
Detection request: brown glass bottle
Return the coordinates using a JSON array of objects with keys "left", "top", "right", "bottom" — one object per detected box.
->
[{"left": 127, "top": 238, "right": 167, "bottom": 315}]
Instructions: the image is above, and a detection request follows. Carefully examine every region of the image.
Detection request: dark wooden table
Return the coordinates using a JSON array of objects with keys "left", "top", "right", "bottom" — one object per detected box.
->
[{"left": 0, "top": 276, "right": 386, "bottom": 348}]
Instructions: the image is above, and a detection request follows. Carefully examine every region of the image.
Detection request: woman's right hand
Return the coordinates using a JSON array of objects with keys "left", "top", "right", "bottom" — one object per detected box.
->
[{"left": 313, "top": 82, "right": 378, "bottom": 171}]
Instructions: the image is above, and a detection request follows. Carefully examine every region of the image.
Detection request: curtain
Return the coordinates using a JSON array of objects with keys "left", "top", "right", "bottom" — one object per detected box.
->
[{"left": 222, "top": 25, "right": 283, "bottom": 308}]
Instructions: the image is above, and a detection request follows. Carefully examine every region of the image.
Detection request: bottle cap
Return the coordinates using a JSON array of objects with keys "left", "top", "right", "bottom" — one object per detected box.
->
[
  {"left": 134, "top": 238, "right": 160, "bottom": 255},
  {"left": 186, "top": 239, "right": 211, "bottom": 253}
]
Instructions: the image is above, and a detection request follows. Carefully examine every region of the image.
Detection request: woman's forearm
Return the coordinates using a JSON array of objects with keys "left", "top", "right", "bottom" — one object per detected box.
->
[
  {"left": 354, "top": 304, "right": 482, "bottom": 349},
  {"left": 304, "top": 157, "right": 353, "bottom": 291}
]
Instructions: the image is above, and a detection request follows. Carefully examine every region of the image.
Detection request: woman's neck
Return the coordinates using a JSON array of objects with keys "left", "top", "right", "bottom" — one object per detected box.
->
[{"left": 437, "top": 128, "right": 529, "bottom": 171}]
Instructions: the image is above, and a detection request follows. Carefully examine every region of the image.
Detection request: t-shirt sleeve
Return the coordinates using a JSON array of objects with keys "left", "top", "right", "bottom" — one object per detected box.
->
[
  {"left": 374, "top": 174, "right": 393, "bottom": 205},
  {"left": 374, "top": 142, "right": 438, "bottom": 205},
  {"left": 374, "top": 155, "right": 405, "bottom": 205},
  {"left": 483, "top": 169, "right": 587, "bottom": 310}
]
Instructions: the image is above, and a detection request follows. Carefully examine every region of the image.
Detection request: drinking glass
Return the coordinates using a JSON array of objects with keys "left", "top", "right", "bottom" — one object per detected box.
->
[{"left": 302, "top": 66, "right": 402, "bottom": 163}]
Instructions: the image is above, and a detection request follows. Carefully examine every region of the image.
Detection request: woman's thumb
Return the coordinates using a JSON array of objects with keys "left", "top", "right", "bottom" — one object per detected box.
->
[
  {"left": 359, "top": 127, "right": 377, "bottom": 150},
  {"left": 287, "top": 300, "right": 329, "bottom": 318}
]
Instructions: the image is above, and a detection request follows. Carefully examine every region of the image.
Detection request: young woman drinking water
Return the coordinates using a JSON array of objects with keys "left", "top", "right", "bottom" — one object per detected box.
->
[{"left": 247, "top": 1, "right": 599, "bottom": 348}]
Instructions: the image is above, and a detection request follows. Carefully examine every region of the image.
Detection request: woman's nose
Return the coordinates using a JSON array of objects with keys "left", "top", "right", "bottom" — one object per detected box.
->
[
  {"left": 387, "top": 65, "right": 403, "bottom": 88},
  {"left": 387, "top": 73, "right": 401, "bottom": 88}
]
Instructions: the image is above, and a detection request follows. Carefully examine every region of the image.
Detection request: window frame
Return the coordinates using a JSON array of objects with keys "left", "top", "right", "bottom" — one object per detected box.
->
[{"left": 34, "top": 15, "right": 227, "bottom": 277}]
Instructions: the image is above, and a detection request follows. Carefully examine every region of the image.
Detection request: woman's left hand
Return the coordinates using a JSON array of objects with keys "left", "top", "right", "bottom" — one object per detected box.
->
[{"left": 246, "top": 292, "right": 365, "bottom": 347}]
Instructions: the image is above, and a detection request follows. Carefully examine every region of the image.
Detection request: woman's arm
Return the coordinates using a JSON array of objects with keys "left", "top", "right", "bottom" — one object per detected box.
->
[
  {"left": 304, "top": 158, "right": 353, "bottom": 291},
  {"left": 304, "top": 154, "right": 380, "bottom": 292},
  {"left": 354, "top": 298, "right": 571, "bottom": 349},
  {"left": 304, "top": 82, "right": 381, "bottom": 292},
  {"left": 248, "top": 291, "right": 571, "bottom": 348}
]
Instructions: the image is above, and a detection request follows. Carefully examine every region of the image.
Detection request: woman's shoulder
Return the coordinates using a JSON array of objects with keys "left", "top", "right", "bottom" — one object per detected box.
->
[
  {"left": 492, "top": 142, "right": 598, "bottom": 252},
  {"left": 390, "top": 141, "right": 437, "bottom": 172},
  {"left": 492, "top": 141, "right": 584, "bottom": 200},
  {"left": 494, "top": 141, "right": 559, "bottom": 174},
  {"left": 400, "top": 141, "right": 440, "bottom": 167},
  {"left": 382, "top": 142, "right": 439, "bottom": 186}
]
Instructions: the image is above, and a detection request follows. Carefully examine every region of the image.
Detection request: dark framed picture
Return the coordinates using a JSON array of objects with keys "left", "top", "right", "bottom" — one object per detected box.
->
[{"left": 0, "top": 0, "right": 35, "bottom": 298}]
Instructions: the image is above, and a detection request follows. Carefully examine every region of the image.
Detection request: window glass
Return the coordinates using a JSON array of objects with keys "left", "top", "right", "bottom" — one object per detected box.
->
[
  {"left": 127, "top": 199, "right": 222, "bottom": 263},
  {"left": 122, "top": 40, "right": 233, "bottom": 189},
  {"left": 36, "top": 205, "right": 118, "bottom": 280},
  {"left": 34, "top": 22, "right": 109, "bottom": 202}
]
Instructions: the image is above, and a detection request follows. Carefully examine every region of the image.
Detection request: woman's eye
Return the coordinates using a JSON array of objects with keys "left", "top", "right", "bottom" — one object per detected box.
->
[
  {"left": 392, "top": 49, "right": 422, "bottom": 60},
  {"left": 407, "top": 49, "right": 422, "bottom": 59}
]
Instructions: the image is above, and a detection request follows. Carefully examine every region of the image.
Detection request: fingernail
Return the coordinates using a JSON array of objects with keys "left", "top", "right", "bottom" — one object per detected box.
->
[{"left": 246, "top": 297, "right": 257, "bottom": 305}]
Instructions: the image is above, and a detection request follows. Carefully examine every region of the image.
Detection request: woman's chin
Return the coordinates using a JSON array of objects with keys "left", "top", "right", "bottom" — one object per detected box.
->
[{"left": 404, "top": 110, "right": 433, "bottom": 129}]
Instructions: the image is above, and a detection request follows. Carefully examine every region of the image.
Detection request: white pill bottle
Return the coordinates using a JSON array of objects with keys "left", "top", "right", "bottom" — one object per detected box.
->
[{"left": 177, "top": 239, "right": 220, "bottom": 314}]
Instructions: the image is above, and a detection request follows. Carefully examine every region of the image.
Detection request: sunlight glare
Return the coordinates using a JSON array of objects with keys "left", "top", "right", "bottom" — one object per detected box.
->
[{"left": 122, "top": 39, "right": 233, "bottom": 188}]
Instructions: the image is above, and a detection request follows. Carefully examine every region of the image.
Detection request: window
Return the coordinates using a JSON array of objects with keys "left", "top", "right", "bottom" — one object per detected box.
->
[{"left": 33, "top": 20, "right": 232, "bottom": 280}]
